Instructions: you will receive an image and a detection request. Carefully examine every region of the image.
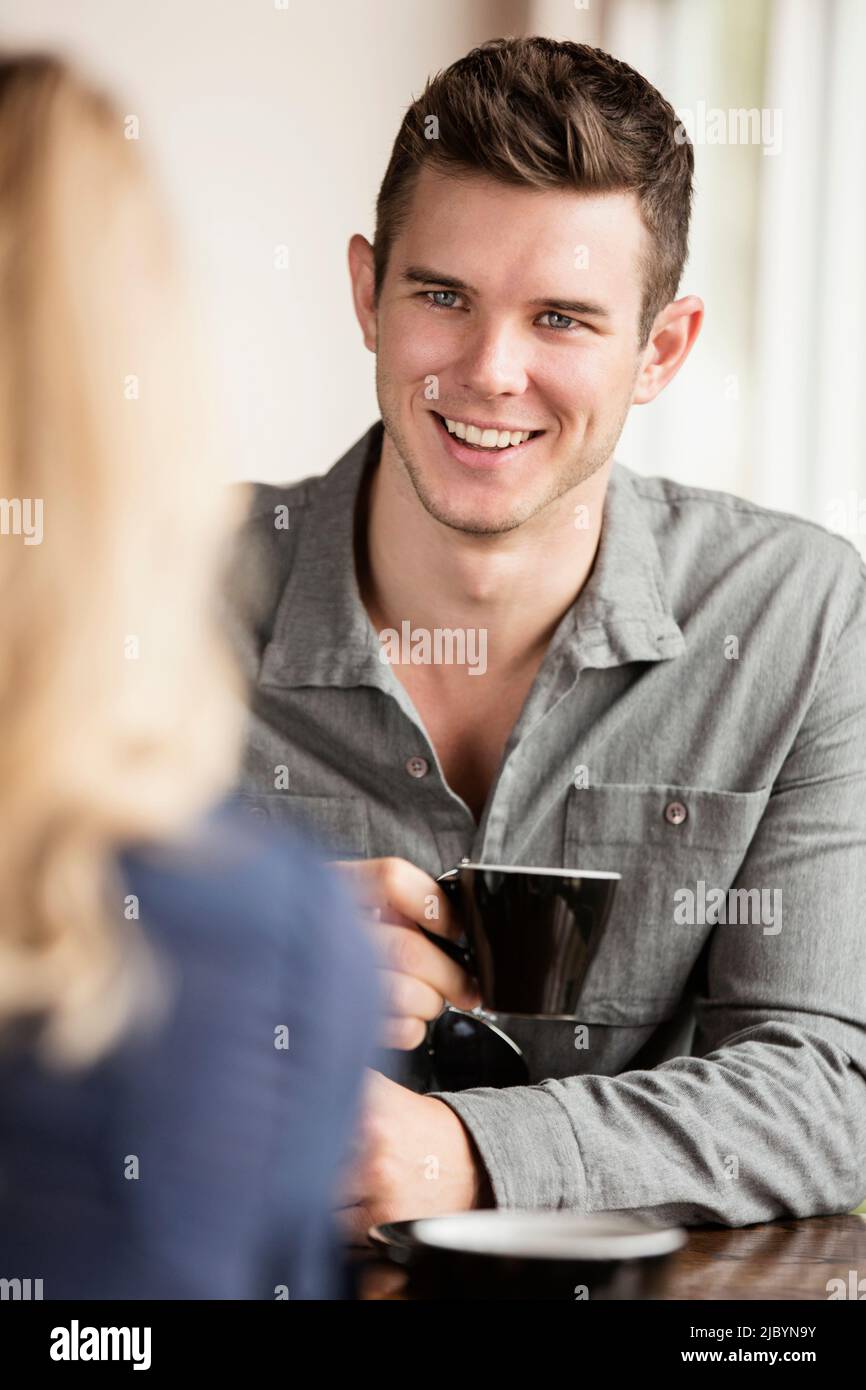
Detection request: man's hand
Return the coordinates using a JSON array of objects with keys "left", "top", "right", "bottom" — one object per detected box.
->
[
  {"left": 337, "top": 1070, "right": 493, "bottom": 1244},
  {"left": 331, "top": 856, "right": 481, "bottom": 1049}
]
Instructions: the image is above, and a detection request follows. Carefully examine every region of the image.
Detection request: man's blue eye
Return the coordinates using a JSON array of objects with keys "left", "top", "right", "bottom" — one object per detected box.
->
[
  {"left": 539, "top": 311, "right": 580, "bottom": 331},
  {"left": 425, "top": 290, "right": 459, "bottom": 309}
]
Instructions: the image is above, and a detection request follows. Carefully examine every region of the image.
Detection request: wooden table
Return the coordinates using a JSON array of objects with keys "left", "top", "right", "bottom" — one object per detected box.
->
[{"left": 352, "top": 1212, "right": 866, "bottom": 1300}]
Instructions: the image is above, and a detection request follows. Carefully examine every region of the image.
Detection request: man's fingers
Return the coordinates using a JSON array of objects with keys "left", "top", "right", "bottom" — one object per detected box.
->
[
  {"left": 361, "top": 904, "right": 417, "bottom": 931},
  {"left": 330, "top": 860, "right": 479, "bottom": 1041},
  {"left": 330, "top": 857, "right": 459, "bottom": 939},
  {"left": 369, "top": 922, "right": 480, "bottom": 1011},
  {"left": 380, "top": 1015, "right": 427, "bottom": 1050},
  {"left": 379, "top": 968, "right": 443, "bottom": 1024}
]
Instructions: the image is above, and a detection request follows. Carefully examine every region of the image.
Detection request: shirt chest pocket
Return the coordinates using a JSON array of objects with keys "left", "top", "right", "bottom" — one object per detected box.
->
[
  {"left": 235, "top": 793, "right": 369, "bottom": 859},
  {"left": 562, "top": 782, "right": 770, "bottom": 1025}
]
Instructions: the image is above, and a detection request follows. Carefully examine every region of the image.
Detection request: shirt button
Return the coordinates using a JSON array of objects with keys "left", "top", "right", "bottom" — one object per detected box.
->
[
  {"left": 245, "top": 804, "right": 269, "bottom": 821},
  {"left": 664, "top": 800, "right": 688, "bottom": 826},
  {"left": 405, "top": 756, "right": 430, "bottom": 779}
]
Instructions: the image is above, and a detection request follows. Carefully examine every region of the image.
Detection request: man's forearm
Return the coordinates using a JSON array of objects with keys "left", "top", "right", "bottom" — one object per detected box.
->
[{"left": 430, "top": 1020, "right": 866, "bottom": 1226}]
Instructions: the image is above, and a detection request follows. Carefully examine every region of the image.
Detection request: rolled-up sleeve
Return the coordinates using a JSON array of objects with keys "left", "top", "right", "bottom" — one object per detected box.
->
[{"left": 431, "top": 557, "right": 866, "bottom": 1227}]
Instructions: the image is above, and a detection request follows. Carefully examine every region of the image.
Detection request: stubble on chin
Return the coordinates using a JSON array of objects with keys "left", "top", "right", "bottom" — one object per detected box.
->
[
  {"left": 374, "top": 351, "right": 631, "bottom": 535},
  {"left": 381, "top": 412, "right": 528, "bottom": 536},
  {"left": 378, "top": 407, "right": 615, "bottom": 539}
]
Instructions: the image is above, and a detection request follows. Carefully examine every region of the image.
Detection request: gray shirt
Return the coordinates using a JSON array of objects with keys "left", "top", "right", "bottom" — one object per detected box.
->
[{"left": 229, "top": 420, "right": 866, "bottom": 1227}]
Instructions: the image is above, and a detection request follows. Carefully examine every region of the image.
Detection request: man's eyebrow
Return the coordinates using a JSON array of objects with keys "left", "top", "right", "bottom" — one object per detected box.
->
[
  {"left": 400, "top": 265, "right": 611, "bottom": 318},
  {"left": 527, "top": 296, "right": 611, "bottom": 319},
  {"left": 401, "top": 265, "right": 475, "bottom": 292}
]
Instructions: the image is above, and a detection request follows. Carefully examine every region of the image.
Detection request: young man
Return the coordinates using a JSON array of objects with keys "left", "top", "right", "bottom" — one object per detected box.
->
[{"left": 230, "top": 38, "right": 866, "bottom": 1236}]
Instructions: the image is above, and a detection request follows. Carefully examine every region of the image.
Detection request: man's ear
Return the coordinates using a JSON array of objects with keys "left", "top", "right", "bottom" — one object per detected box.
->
[
  {"left": 632, "top": 295, "right": 704, "bottom": 405},
  {"left": 348, "top": 234, "right": 377, "bottom": 353}
]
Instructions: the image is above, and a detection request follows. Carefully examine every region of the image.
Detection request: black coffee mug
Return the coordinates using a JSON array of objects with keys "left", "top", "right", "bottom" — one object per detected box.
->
[{"left": 423, "top": 862, "right": 620, "bottom": 1018}]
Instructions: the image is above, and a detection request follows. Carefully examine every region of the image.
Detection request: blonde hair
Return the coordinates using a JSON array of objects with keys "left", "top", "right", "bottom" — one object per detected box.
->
[{"left": 0, "top": 55, "right": 248, "bottom": 1067}]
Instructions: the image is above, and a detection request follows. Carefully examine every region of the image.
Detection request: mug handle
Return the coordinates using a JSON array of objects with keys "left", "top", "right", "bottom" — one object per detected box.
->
[{"left": 414, "top": 868, "right": 473, "bottom": 971}]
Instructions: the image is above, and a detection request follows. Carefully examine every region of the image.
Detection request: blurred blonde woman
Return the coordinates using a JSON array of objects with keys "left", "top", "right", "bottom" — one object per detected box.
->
[{"left": 0, "top": 53, "right": 379, "bottom": 1300}]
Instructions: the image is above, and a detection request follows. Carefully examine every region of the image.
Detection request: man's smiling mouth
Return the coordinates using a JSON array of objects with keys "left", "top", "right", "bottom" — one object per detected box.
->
[{"left": 431, "top": 412, "right": 545, "bottom": 453}]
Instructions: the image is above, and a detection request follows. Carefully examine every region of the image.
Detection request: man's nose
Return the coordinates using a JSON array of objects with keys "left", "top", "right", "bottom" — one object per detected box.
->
[{"left": 456, "top": 321, "right": 530, "bottom": 399}]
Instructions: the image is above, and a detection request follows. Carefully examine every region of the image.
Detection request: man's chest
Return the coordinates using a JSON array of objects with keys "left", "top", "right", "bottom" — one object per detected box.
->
[
  {"left": 390, "top": 666, "right": 540, "bottom": 824},
  {"left": 243, "top": 648, "right": 775, "bottom": 863},
  {"left": 245, "top": 653, "right": 771, "bottom": 921}
]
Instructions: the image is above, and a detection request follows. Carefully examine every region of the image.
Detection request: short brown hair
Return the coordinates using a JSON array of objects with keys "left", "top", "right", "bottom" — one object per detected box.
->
[{"left": 373, "top": 36, "right": 694, "bottom": 347}]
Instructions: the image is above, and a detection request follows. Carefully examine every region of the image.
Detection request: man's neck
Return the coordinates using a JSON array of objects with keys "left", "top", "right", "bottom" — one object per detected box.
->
[{"left": 358, "top": 430, "right": 612, "bottom": 676}]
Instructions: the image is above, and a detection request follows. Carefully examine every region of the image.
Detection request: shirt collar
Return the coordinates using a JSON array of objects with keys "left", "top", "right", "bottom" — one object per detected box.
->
[{"left": 258, "top": 420, "right": 685, "bottom": 691}]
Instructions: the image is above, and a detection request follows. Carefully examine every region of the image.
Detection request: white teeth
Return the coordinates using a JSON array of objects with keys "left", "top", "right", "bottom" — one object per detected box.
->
[{"left": 443, "top": 417, "right": 533, "bottom": 448}]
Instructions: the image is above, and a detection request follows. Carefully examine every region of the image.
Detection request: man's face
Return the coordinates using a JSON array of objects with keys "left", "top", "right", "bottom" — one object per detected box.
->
[{"left": 372, "top": 166, "right": 649, "bottom": 535}]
